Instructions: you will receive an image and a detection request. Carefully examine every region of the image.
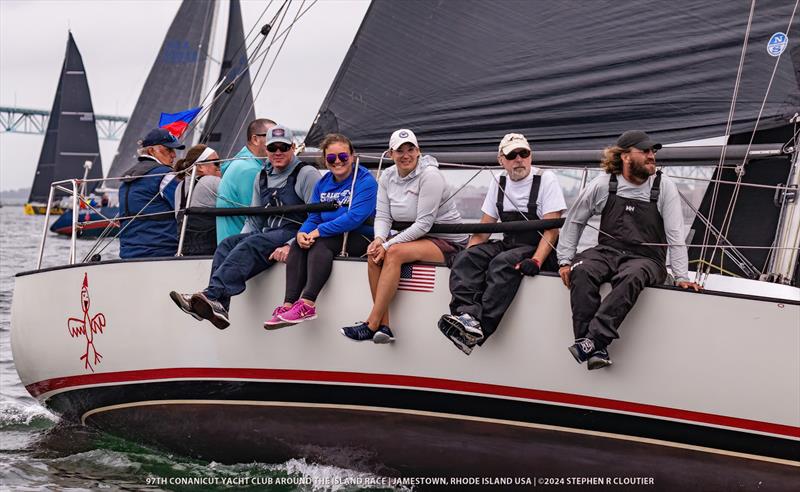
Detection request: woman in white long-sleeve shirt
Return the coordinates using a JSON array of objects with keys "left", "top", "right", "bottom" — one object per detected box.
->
[{"left": 340, "top": 129, "right": 468, "bottom": 343}]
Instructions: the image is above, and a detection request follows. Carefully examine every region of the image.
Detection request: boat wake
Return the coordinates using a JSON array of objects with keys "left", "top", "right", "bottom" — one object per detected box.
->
[{"left": 0, "top": 401, "right": 56, "bottom": 430}]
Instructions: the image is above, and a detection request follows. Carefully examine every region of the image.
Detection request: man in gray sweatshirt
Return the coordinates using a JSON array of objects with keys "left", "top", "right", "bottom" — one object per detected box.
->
[{"left": 557, "top": 130, "right": 701, "bottom": 370}]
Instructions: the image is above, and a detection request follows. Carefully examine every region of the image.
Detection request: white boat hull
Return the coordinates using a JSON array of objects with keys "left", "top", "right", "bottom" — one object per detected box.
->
[{"left": 10, "top": 258, "right": 800, "bottom": 482}]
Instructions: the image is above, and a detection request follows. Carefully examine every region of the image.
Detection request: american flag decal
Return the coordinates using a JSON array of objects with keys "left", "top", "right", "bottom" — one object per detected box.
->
[{"left": 398, "top": 264, "right": 436, "bottom": 292}]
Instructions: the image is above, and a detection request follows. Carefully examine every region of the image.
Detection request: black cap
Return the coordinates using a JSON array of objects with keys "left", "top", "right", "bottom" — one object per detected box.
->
[
  {"left": 616, "top": 130, "right": 662, "bottom": 151},
  {"left": 141, "top": 128, "right": 185, "bottom": 149}
]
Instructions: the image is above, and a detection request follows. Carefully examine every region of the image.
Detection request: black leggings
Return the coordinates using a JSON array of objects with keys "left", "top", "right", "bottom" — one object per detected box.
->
[{"left": 284, "top": 234, "right": 370, "bottom": 303}]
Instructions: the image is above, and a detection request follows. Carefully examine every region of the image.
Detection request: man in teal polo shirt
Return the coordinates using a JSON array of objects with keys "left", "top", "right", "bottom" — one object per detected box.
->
[{"left": 216, "top": 118, "right": 276, "bottom": 242}]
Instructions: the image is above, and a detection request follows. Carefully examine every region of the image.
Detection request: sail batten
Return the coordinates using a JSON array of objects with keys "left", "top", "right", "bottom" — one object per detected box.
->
[{"left": 307, "top": 0, "right": 800, "bottom": 152}]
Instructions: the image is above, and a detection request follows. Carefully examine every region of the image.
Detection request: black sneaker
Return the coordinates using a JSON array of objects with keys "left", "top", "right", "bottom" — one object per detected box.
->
[
  {"left": 169, "top": 291, "right": 203, "bottom": 321},
  {"left": 373, "top": 325, "right": 395, "bottom": 344},
  {"left": 190, "top": 292, "right": 230, "bottom": 329},
  {"left": 437, "top": 316, "right": 474, "bottom": 356},
  {"left": 439, "top": 313, "right": 484, "bottom": 345},
  {"left": 588, "top": 349, "right": 613, "bottom": 370},
  {"left": 568, "top": 338, "right": 595, "bottom": 364}
]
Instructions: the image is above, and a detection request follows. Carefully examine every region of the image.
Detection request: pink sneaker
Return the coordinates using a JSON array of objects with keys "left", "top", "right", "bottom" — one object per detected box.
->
[
  {"left": 278, "top": 300, "right": 317, "bottom": 324},
  {"left": 263, "top": 305, "right": 292, "bottom": 330}
]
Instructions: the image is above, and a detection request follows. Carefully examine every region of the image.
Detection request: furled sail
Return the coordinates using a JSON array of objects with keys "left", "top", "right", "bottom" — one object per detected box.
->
[
  {"left": 27, "top": 32, "right": 103, "bottom": 204},
  {"left": 307, "top": 0, "right": 800, "bottom": 152},
  {"left": 105, "top": 0, "right": 216, "bottom": 185},
  {"left": 200, "top": 0, "right": 256, "bottom": 159}
]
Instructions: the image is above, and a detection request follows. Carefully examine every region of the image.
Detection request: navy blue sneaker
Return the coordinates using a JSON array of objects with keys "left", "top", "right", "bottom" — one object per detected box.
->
[
  {"left": 588, "top": 349, "right": 613, "bottom": 370},
  {"left": 340, "top": 322, "right": 376, "bottom": 342},
  {"left": 373, "top": 325, "right": 395, "bottom": 344},
  {"left": 568, "top": 338, "right": 595, "bottom": 364}
]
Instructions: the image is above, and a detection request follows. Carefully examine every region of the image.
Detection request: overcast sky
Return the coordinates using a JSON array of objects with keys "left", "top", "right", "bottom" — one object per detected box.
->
[{"left": 0, "top": 0, "right": 370, "bottom": 191}]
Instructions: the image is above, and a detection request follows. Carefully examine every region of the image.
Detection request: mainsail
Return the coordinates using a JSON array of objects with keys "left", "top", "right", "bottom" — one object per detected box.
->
[
  {"left": 105, "top": 0, "right": 216, "bottom": 185},
  {"left": 307, "top": 0, "right": 800, "bottom": 152},
  {"left": 27, "top": 32, "right": 103, "bottom": 204},
  {"left": 200, "top": 0, "right": 256, "bottom": 159}
]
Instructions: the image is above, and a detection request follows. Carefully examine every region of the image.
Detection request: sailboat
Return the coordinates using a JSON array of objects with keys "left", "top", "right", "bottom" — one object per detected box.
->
[
  {"left": 24, "top": 32, "right": 103, "bottom": 216},
  {"left": 50, "top": 0, "right": 255, "bottom": 238},
  {"left": 10, "top": 0, "right": 800, "bottom": 486}
]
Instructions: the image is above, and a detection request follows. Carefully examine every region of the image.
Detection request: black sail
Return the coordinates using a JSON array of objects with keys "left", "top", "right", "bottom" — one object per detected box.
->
[
  {"left": 105, "top": 0, "right": 216, "bottom": 185},
  {"left": 307, "top": 0, "right": 800, "bottom": 152},
  {"left": 200, "top": 0, "right": 256, "bottom": 159},
  {"left": 28, "top": 32, "right": 102, "bottom": 204}
]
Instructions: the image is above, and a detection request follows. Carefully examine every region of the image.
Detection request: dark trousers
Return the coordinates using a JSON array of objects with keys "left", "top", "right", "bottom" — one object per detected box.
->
[
  {"left": 448, "top": 241, "right": 536, "bottom": 340},
  {"left": 569, "top": 245, "right": 666, "bottom": 348},
  {"left": 284, "top": 234, "right": 370, "bottom": 303},
  {"left": 204, "top": 228, "right": 296, "bottom": 310}
]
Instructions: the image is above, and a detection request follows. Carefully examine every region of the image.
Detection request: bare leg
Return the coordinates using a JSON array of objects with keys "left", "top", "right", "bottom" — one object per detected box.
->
[{"left": 366, "top": 239, "right": 444, "bottom": 330}]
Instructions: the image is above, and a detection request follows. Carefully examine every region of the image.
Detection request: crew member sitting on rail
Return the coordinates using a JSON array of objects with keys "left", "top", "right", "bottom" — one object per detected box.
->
[
  {"left": 439, "top": 133, "right": 566, "bottom": 355},
  {"left": 118, "top": 127, "right": 185, "bottom": 258},
  {"left": 264, "top": 133, "right": 378, "bottom": 328},
  {"left": 340, "top": 129, "right": 468, "bottom": 343},
  {"left": 173, "top": 144, "right": 221, "bottom": 256},
  {"left": 216, "top": 118, "right": 276, "bottom": 243},
  {"left": 557, "top": 130, "right": 701, "bottom": 370},
  {"left": 169, "top": 125, "right": 321, "bottom": 329}
]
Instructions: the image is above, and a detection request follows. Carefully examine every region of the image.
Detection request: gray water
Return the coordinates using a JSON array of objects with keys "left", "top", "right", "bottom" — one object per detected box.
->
[{"left": 0, "top": 206, "right": 394, "bottom": 491}]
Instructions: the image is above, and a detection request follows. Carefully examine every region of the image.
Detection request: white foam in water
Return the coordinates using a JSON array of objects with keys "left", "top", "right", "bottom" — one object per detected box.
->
[
  {"left": 270, "top": 458, "right": 410, "bottom": 491},
  {"left": 0, "top": 401, "right": 57, "bottom": 428}
]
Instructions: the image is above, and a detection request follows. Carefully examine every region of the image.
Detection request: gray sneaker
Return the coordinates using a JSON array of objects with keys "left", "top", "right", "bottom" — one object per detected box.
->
[
  {"left": 169, "top": 291, "right": 203, "bottom": 321},
  {"left": 190, "top": 292, "right": 230, "bottom": 329},
  {"left": 588, "top": 348, "right": 613, "bottom": 370}
]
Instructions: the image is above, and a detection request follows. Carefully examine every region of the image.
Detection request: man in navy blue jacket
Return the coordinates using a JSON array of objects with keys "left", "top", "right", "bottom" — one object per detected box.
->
[{"left": 118, "top": 128, "right": 184, "bottom": 258}]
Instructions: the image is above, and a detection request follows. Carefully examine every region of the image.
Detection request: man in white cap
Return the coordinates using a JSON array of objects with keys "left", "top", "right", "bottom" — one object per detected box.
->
[{"left": 438, "top": 133, "right": 566, "bottom": 355}]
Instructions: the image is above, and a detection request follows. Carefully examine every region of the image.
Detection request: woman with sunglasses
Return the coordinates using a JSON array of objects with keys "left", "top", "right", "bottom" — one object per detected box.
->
[
  {"left": 340, "top": 129, "right": 468, "bottom": 343},
  {"left": 174, "top": 144, "right": 222, "bottom": 256},
  {"left": 264, "top": 133, "right": 378, "bottom": 327}
]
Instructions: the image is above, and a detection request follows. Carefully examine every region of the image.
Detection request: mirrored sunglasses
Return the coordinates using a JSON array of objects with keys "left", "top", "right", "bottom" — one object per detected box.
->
[
  {"left": 504, "top": 149, "right": 531, "bottom": 160},
  {"left": 267, "top": 143, "right": 291, "bottom": 153},
  {"left": 325, "top": 152, "right": 351, "bottom": 164}
]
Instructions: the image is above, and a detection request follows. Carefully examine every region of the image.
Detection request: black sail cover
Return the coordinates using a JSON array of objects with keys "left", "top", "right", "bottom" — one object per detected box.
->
[
  {"left": 29, "top": 32, "right": 103, "bottom": 203},
  {"left": 105, "top": 0, "right": 216, "bottom": 185},
  {"left": 200, "top": 0, "right": 256, "bottom": 160},
  {"left": 307, "top": 0, "right": 800, "bottom": 151}
]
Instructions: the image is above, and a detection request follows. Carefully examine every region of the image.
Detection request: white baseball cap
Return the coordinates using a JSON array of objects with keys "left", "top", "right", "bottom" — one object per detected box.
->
[
  {"left": 389, "top": 128, "right": 419, "bottom": 150},
  {"left": 498, "top": 133, "right": 531, "bottom": 156}
]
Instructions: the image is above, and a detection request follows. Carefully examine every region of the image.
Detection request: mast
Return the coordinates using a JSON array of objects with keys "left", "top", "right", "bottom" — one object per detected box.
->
[
  {"left": 27, "top": 32, "right": 102, "bottom": 206},
  {"left": 200, "top": 0, "right": 256, "bottom": 159},
  {"left": 105, "top": 0, "right": 216, "bottom": 186}
]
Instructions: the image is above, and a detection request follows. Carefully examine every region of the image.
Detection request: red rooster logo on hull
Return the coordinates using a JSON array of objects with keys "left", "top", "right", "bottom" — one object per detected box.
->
[{"left": 67, "top": 273, "right": 106, "bottom": 372}]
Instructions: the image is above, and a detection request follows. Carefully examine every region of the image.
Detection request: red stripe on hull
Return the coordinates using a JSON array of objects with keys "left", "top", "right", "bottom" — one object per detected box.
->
[{"left": 25, "top": 368, "right": 800, "bottom": 438}]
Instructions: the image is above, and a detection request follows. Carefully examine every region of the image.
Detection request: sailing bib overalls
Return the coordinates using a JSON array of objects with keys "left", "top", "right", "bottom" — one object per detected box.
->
[
  {"left": 448, "top": 173, "right": 556, "bottom": 341},
  {"left": 569, "top": 172, "right": 668, "bottom": 348}
]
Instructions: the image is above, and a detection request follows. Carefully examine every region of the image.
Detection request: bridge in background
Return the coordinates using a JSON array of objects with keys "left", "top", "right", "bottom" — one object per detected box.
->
[{"left": 0, "top": 106, "right": 128, "bottom": 140}]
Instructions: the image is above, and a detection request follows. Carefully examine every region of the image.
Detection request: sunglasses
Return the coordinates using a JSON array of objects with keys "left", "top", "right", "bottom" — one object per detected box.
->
[
  {"left": 267, "top": 142, "right": 291, "bottom": 153},
  {"left": 325, "top": 152, "right": 351, "bottom": 164},
  {"left": 504, "top": 149, "right": 531, "bottom": 160}
]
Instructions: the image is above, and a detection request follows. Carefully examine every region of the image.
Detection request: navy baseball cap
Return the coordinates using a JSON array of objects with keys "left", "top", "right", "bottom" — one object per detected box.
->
[{"left": 141, "top": 128, "right": 185, "bottom": 149}]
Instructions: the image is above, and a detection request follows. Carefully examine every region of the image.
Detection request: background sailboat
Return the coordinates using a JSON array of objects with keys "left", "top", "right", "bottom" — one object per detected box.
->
[
  {"left": 24, "top": 31, "right": 103, "bottom": 215},
  {"left": 51, "top": 0, "right": 257, "bottom": 238}
]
